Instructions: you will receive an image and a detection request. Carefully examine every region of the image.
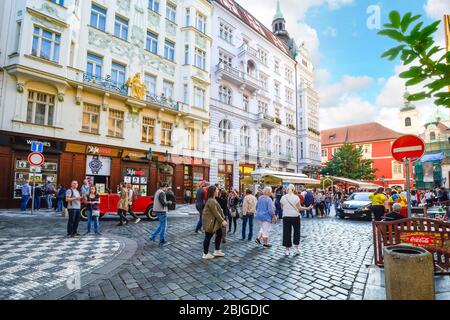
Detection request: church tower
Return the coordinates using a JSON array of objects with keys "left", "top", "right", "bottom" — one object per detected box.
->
[
  {"left": 272, "top": 0, "right": 290, "bottom": 45},
  {"left": 398, "top": 89, "right": 420, "bottom": 135}
]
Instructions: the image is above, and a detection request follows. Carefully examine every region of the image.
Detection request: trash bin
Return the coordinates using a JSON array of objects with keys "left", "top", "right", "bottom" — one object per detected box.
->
[{"left": 384, "top": 245, "right": 435, "bottom": 300}]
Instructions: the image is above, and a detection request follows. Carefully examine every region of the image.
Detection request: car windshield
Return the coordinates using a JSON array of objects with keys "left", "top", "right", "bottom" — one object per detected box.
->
[{"left": 347, "top": 193, "right": 370, "bottom": 201}]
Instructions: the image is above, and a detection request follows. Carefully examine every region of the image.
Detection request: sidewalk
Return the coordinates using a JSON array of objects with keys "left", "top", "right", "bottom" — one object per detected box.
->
[{"left": 363, "top": 265, "right": 450, "bottom": 300}]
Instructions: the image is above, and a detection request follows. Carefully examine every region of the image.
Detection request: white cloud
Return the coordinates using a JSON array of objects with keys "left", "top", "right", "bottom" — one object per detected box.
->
[
  {"left": 423, "top": 0, "right": 450, "bottom": 48},
  {"left": 323, "top": 26, "right": 338, "bottom": 37}
]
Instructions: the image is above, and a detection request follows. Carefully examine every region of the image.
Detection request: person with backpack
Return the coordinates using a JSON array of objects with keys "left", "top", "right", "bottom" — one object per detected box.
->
[
  {"left": 194, "top": 181, "right": 209, "bottom": 235},
  {"left": 56, "top": 184, "right": 67, "bottom": 213},
  {"left": 44, "top": 180, "right": 56, "bottom": 210},
  {"left": 149, "top": 183, "right": 172, "bottom": 247},
  {"left": 126, "top": 183, "right": 141, "bottom": 223},
  {"left": 65, "top": 180, "right": 81, "bottom": 237}
]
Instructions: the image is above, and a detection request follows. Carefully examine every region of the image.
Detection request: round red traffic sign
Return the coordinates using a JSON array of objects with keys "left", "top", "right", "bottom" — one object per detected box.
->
[
  {"left": 28, "top": 152, "right": 45, "bottom": 166},
  {"left": 391, "top": 135, "right": 425, "bottom": 163}
]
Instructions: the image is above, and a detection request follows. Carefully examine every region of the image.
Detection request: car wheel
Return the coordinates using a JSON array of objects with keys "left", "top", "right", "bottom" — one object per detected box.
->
[
  {"left": 337, "top": 214, "right": 345, "bottom": 219},
  {"left": 145, "top": 206, "right": 157, "bottom": 220},
  {"left": 80, "top": 207, "right": 88, "bottom": 221}
]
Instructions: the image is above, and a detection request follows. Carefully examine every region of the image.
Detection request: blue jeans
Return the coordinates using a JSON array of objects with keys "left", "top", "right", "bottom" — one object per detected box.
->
[
  {"left": 46, "top": 194, "right": 53, "bottom": 209},
  {"left": 150, "top": 212, "right": 167, "bottom": 243},
  {"left": 242, "top": 214, "right": 254, "bottom": 240},
  {"left": 324, "top": 202, "right": 331, "bottom": 215},
  {"left": 195, "top": 206, "right": 203, "bottom": 232},
  {"left": 86, "top": 210, "right": 99, "bottom": 234},
  {"left": 20, "top": 195, "right": 30, "bottom": 211},
  {"left": 34, "top": 197, "right": 41, "bottom": 210},
  {"left": 56, "top": 199, "right": 64, "bottom": 212}
]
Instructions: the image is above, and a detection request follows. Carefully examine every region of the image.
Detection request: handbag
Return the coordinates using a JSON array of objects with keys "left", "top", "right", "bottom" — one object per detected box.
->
[{"left": 92, "top": 210, "right": 100, "bottom": 217}]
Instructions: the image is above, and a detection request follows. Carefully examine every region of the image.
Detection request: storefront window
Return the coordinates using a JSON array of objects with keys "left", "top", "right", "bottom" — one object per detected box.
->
[
  {"left": 86, "top": 155, "right": 111, "bottom": 194},
  {"left": 123, "top": 167, "right": 149, "bottom": 195},
  {"left": 158, "top": 164, "right": 174, "bottom": 187},
  {"left": 14, "top": 159, "right": 58, "bottom": 199}
]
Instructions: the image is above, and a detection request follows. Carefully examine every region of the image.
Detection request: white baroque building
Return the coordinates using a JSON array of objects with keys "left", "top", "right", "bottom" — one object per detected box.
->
[
  {"left": 209, "top": 0, "right": 321, "bottom": 191},
  {"left": 0, "top": 0, "right": 213, "bottom": 207}
]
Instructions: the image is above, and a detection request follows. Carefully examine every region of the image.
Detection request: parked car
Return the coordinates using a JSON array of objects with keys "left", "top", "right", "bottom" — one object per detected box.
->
[
  {"left": 336, "top": 192, "right": 373, "bottom": 221},
  {"left": 80, "top": 193, "right": 155, "bottom": 221}
]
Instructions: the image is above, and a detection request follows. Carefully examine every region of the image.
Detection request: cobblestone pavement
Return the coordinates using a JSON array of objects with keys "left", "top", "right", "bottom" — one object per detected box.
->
[{"left": 0, "top": 207, "right": 374, "bottom": 300}]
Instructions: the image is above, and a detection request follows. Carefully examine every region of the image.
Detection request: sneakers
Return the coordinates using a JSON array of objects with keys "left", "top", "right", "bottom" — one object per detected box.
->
[
  {"left": 135, "top": 218, "right": 141, "bottom": 224},
  {"left": 263, "top": 244, "right": 272, "bottom": 249},
  {"left": 294, "top": 249, "right": 300, "bottom": 256},
  {"left": 193, "top": 230, "right": 202, "bottom": 235},
  {"left": 285, "top": 249, "right": 290, "bottom": 256},
  {"left": 213, "top": 250, "right": 225, "bottom": 257},
  {"left": 202, "top": 253, "right": 215, "bottom": 260},
  {"left": 255, "top": 238, "right": 261, "bottom": 245}
]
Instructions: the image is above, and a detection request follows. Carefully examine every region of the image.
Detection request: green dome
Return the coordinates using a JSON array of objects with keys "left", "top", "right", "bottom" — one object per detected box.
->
[
  {"left": 273, "top": 0, "right": 284, "bottom": 20},
  {"left": 426, "top": 108, "right": 450, "bottom": 124}
]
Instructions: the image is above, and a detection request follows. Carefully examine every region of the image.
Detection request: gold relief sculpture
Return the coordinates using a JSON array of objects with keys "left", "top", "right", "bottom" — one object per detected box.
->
[{"left": 127, "top": 73, "right": 147, "bottom": 100}]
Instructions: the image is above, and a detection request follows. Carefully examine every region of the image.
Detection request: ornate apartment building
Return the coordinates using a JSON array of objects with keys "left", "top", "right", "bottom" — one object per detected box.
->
[
  {"left": 209, "top": 0, "right": 321, "bottom": 191},
  {"left": 0, "top": 0, "right": 213, "bottom": 207}
]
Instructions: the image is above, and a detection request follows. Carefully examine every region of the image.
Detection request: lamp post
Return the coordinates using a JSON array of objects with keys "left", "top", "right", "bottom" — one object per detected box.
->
[{"left": 322, "top": 175, "right": 333, "bottom": 193}]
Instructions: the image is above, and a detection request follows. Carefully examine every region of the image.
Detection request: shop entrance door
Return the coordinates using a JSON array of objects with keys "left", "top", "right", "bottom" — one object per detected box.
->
[
  {"left": 158, "top": 163, "right": 174, "bottom": 187},
  {"left": 86, "top": 176, "right": 109, "bottom": 194}
]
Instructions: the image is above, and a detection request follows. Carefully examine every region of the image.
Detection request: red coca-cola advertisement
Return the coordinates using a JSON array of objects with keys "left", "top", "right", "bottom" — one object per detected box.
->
[{"left": 400, "top": 232, "right": 442, "bottom": 248}]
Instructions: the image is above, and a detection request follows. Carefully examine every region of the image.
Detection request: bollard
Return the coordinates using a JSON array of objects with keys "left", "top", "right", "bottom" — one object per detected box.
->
[{"left": 384, "top": 245, "right": 435, "bottom": 300}]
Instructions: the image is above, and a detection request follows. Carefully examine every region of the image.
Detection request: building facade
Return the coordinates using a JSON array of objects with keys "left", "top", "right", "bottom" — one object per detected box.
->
[
  {"left": 321, "top": 122, "right": 414, "bottom": 189},
  {"left": 209, "top": 0, "right": 320, "bottom": 191},
  {"left": 0, "top": 0, "right": 213, "bottom": 207}
]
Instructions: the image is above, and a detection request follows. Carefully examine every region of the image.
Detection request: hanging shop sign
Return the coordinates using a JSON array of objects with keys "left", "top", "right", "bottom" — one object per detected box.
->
[{"left": 86, "top": 155, "right": 111, "bottom": 176}]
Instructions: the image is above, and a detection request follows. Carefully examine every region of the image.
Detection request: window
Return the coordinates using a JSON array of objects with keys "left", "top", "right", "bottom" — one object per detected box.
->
[
  {"left": 219, "top": 86, "right": 232, "bottom": 105},
  {"left": 148, "top": 0, "right": 160, "bottom": 13},
  {"left": 146, "top": 31, "right": 158, "bottom": 54},
  {"left": 405, "top": 117, "right": 411, "bottom": 127},
  {"left": 90, "top": 4, "right": 106, "bottom": 31},
  {"left": 275, "top": 106, "right": 280, "bottom": 118},
  {"left": 108, "top": 109, "right": 124, "bottom": 137},
  {"left": 82, "top": 103, "right": 100, "bottom": 134},
  {"left": 274, "top": 82, "right": 280, "bottom": 96},
  {"left": 26, "top": 90, "right": 55, "bottom": 126},
  {"left": 430, "top": 132, "right": 436, "bottom": 140},
  {"left": 286, "top": 88, "right": 293, "bottom": 104},
  {"left": 166, "top": 2, "right": 176, "bottom": 22},
  {"left": 260, "top": 74, "right": 268, "bottom": 90},
  {"left": 287, "top": 140, "right": 293, "bottom": 156},
  {"left": 161, "top": 121, "right": 173, "bottom": 146},
  {"left": 321, "top": 149, "right": 328, "bottom": 157},
  {"left": 219, "top": 119, "right": 231, "bottom": 144},
  {"left": 219, "top": 22, "right": 233, "bottom": 43},
  {"left": 194, "top": 48, "right": 206, "bottom": 69},
  {"left": 163, "top": 80, "right": 174, "bottom": 100},
  {"left": 274, "top": 59, "right": 280, "bottom": 74},
  {"left": 32, "top": 26, "right": 61, "bottom": 63},
  {"left": 194, "top": 87, "right": 205, "bottom": 109},
  {"left": 142, "top": 117, "right": 155, "bottom": 143},
  {"left": 258, "top": 48, "right": 267, "bottom": 65},
  {"left": 258, "top": 130, "right": 268, "bottom": 151},
  {"left": 86, "top": 53, "right": 103, "bottom": 79},
  {"left": 114, "top": 15, "right": 129, "bottom": 40},
  {"left": 274, "top": 136, "right": 281, "bottom": 155},
  {"left": 196, "top": 13, "right": 206, "bottom": 33},
  {"left": 183, "top": 84, "right": 189, "bottom": 104},
  {"left": 188, "top": 127, "right": 196, "bottom": 150},
  {"left": 243, "top": 95, "right": 249, "bottom": 112},
  {"left": 50, "top": 0, "right": 65, "bottom": 5},
  {"left": 286, "top": 113, "right": 294, "bottom": 126},
  {"left": 185, "top": 8, "right": 190, "bottom": 27},
  {"left": 69, "top": 41, "right": 75, "bottom": 67},
  {"left": 240, "top": 126, "right": 250, "bottom": 148},
  {"left": 184, "top": 45, "right": 189, "bottom": 64},
  {"left": 393, "top": 161, "right": 403, "bottom": 175},
  {"left": 258, "top": 101, "right": 268, "bottom": 114},
  {"left": 219, "top": 52, "right": 232, "bottom": 67},
  {"left": 14, "top": 21, "right": 22, "bottom": 53},
  {"left": 285, "top": 67, "right": 293, "bottom": 82},
  {"left": 111, "top": 62, "right": 126, "bottom": 86},
  {"left": 164, "top": 39, "right": 175, "bottom": 61},
  {"left": 144, "top": 74, "right": 156, "bottom": 96}
]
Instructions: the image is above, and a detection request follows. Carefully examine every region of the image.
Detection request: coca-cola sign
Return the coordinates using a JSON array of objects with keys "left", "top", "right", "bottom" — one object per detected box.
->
[{"left": 400, "top": 232, "right": 442, "bottom": 248}]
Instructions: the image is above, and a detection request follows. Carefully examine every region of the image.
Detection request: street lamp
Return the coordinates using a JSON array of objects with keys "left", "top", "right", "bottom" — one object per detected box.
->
[{"left": 323, "top": 174, "right": 333, "bottom": 192}]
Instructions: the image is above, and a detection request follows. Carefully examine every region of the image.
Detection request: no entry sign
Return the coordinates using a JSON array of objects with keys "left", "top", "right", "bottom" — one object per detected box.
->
[
  {"left": 391, "top": 135, "right": 425, "bottom": 163},
  {"left": 28, "top": 152, "right": 45, "bottom": 166}
]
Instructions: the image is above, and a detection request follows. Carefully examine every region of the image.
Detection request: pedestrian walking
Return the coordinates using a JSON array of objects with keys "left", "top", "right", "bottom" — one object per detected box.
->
[
  {"left": 303, "top": 189, "right": 315, "bottom": 218},
  {"left": 241, "top": 189, "right": 257, "bottom": 241},
  {"left": 117, "top": 182, "right": 130, "bottom": 226},
  {"left": 20, "top": 182, "right": 32, "bottom": 211},
  {"left": 274, "top": 186, "right": 283, "bottom": 219},
  {"left": 44, "top": 180, "right": 56, "bottom": 210},
  {"left": 56, "top": 184, "right": 67, "bottom": 213},
  {"left": 369, "top": 187, "right": 387, "bottom": 221},
  {"left": 280, "top": 184, "right": 312, "bottom": 256},
  {"left": 324, "top": 191, "right": 332, "bottom": 216},
  {"left": 126, "top": 183, "right": 141, "bottom": 223},
  {"left": 314, "top": 190, "right": 325, "bottom": 218},
  {"left": 65, "top": 181, "right": 81, "bottom": 237},
  {"left": 217, "top": 189, "right": 229, "bottom": 243},
  {"left": 149, "top": 183, "right": 172, "bottom": 247},
  {"left": 202, "top": 185, "right": 227, "bottom": 260},
  {"left": 255, "top": 186, "right": 276, "bottom": 248},
  {"left": 85, "top": 186, "right": 101, "bottom": 235},
  {"left": 184, "top": 189, "right": 192, "bottom": 204},
  {"left": 194, "top": 181, "right": 208, "bottom": 234},
  {"left": 33, "top": 185, "right": 42, "bottom": 210},
  {"left": 227, "top": 189, "right": 239, "bottom": 234}
]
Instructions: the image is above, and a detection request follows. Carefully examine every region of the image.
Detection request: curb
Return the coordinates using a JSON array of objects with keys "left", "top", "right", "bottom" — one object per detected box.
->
[{"left": 33, "top": 234, "right": 138, "bottom": 300}]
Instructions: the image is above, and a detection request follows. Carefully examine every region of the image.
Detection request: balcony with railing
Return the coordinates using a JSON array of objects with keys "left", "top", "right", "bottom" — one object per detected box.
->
[
  {"left": 216, "top": 63, "right": 261, "bottom": 93},
  {"left": 257, "top": 112, "right": 277, "bottom": 129},
  {"left": 83, "top": 73, "right": 129, "bottom": 96},
  {"left": 145, "top": 93, "right": 180, "bottom": 111},
  {"left": 238, "top": 44, "right": 260, "bottom": 61}
]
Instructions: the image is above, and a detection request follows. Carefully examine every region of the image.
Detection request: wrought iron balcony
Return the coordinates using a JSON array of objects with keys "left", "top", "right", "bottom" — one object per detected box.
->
[
  {"left": 146, "top": 93, "right": 179, "bottom": 110},
  {"left": 83, "top": 73, "right": 129, "bottom": 96}
]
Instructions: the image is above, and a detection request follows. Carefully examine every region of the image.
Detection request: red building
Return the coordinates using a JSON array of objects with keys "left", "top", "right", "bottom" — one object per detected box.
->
[{"left": 321, "top": 122, "right": 414, "bottom": 189}]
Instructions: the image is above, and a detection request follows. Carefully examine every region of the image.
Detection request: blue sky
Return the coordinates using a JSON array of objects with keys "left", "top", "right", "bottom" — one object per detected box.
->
[{"left": 239, "top": 0, "right": 449, "bottom": 129}]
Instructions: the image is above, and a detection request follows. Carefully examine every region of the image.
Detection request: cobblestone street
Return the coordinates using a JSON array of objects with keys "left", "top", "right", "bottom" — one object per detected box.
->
[{"left": 0, "top": 206, "right": 374, "bottom": 300}]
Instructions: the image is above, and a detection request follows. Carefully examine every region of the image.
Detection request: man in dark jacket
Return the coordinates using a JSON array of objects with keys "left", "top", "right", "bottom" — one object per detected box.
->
[
  {"left": 304, "top": 189, "right": 315, "bottom": 218},
  {"left": 194, "top": 181, "right": 209, "bottom": 234}
]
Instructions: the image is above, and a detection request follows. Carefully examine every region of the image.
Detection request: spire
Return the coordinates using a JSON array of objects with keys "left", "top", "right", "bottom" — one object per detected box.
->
[
  {"left": 273, "top": 0, "right": 284, "bottom": 21},
  {"left": 400, "top": 87, "right": 416, "bottom": 111}
]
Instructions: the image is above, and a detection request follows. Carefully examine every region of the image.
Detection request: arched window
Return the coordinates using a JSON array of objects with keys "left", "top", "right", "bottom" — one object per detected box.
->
[
  {"left": 286, "top": 139, "right": 293, "bottom": 156},
  {"left": 430, "top": 131, "right": 436, "bottom": 141},
  {"left": 240, "top": 126, "right": 250, "bottom": 148},
  {"left": 405, "top": 117, "right": 411, "bottom": 127},
  {"left": 219, "top": 119, "right": 231, "bottom": 144},
  {"left": 258, "top": 130, "right": 268, "bottom": 152},
  {"left": 273, "top": 135, "right": 281, "bottom": 155},
  {"left": 219, "top": 85, "right": 232, "bottom": 105}
]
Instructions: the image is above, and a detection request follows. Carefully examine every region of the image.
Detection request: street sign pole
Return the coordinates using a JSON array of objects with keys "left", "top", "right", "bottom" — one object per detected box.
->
[
  {"left": 31, "top": 172, "right": 35, "bottom": 215},
  {"left": 405, "top": 158, "right": 412, "bottom": 218}
]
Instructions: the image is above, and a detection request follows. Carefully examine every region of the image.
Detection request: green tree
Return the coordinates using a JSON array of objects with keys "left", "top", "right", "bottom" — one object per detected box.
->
[
  {"left": 378, "top": 11, "right": 450, "bottom": 108},
  {"left": 321, "top": 144, "right": 377, "bottom": 180}
]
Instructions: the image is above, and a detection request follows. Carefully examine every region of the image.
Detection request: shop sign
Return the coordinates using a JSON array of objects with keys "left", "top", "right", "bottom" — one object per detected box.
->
[
  {"left": 122, "top": 150, "right": 147, "bottom": 160},
  {"left": 86, "top": 155, "right": 111, "bottom": 176},
  {"left": 125, "top": 168, "right": 146, "bottom": 176},
  {"left": 400, "top": 232, "right": 442, "bottom": 249},
  {"left": 87, "top": 145, "right": 112, "bottom": 156},
  {"left": 27, "top": 139, "right": 51, "bottom": 148}
]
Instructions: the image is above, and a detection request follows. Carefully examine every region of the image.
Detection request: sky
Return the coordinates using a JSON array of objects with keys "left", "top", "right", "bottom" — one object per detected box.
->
[{"left": 235, "top": 0, "right": 450, "bottom": 130}]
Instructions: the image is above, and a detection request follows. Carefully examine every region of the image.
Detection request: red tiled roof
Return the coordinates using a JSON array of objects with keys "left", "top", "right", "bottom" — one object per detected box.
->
[{"left": 321, "top": 122, "right": 403, "bottom": 146}]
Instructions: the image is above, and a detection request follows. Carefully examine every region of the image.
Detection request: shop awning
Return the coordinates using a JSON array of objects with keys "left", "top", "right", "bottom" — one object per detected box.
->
[
  {"left": 420, "top": 152, "right": 445, "bottom": 163},
  {"left": 329, "top": 176, "right": 380, "bottom": 189},
  {"left": 251, "top": 169, "right": 320, "bottom": 184}
]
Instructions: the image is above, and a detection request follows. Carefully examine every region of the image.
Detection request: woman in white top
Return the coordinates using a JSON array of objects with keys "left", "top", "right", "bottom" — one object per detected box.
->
[{"left": 280, "top": 184, "right": 313, "bottom": 256}]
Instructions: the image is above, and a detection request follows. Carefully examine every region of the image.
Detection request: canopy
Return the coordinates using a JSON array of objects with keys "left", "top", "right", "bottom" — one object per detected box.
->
[
  {"left": 251, "top": 169, "right": 320, "bottom": 184},
  {"left": 420, "top": 152, "right": 444, "bottom": 163},
  {"left": 329, "top": 176, "right": 381, "bottom": 189}
]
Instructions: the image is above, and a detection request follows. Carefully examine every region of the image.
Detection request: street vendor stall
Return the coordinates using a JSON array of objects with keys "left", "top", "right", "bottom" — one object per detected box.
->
[{"left": 251, "top": 169, "right": 320, "bottom": 188}]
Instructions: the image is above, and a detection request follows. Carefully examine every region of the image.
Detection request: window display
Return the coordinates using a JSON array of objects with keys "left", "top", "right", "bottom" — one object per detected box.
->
[
  {"left": 14, "top": 158, "right": 58, "bottom": 199},
  {"left": 123, "top": 167, "right": 149, "bottom": 195}
]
